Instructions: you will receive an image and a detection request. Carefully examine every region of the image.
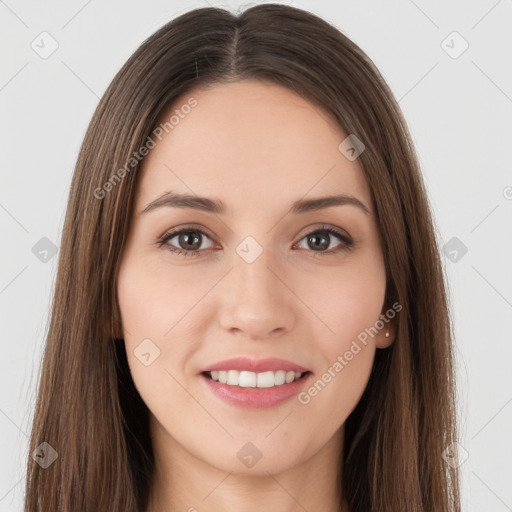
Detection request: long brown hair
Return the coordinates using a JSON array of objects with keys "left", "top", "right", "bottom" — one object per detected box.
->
[{"left": 24, "top": 4, "right": 460, "bottom": 511}]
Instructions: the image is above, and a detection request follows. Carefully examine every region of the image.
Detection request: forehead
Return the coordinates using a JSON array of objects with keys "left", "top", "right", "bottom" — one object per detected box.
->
[{"left": 136, "top": 80, "right": 373, "bottom": 216}]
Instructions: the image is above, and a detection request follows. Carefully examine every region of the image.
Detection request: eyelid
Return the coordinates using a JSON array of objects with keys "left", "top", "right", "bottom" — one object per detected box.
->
[
  {"left": 156, "top": 224, "right": 217, "bottom": 253},
  {"left": 293, "top": 223, "right": 351, "bottom": 243},
  {"left": 158, "top": 223, "right": 214, "bottom": 241},
  {"left": 157, "top": 223, "right": 354, "bottom": 256}
]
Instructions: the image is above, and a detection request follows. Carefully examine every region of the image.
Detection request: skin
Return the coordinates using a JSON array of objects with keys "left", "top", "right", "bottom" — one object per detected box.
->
[{"left": 116, "top": 80, "right": 396, "bottom": 512}]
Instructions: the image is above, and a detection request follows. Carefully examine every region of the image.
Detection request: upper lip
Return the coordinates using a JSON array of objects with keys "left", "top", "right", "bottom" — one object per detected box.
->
[{"left": 200, "top": 357, "right": 310, "bottom": 374}]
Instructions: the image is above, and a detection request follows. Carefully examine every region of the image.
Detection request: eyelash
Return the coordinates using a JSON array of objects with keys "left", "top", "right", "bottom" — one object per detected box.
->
[{"left": 156, "top": 224, "right": 355, "bottom": 258}]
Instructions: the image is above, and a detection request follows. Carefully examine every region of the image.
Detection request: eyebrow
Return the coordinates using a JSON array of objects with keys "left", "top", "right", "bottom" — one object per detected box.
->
[{"left": 140, "top": 191, "right": 371, "bottom": 216}]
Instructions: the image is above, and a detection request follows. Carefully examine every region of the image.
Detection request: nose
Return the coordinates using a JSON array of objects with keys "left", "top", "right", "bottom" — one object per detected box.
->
[{"left": 218, "top": 250, "right": 297, "bottom": 340}]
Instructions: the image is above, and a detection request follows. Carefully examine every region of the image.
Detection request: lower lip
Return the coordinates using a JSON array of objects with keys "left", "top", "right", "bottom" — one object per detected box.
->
[{"left": 200, "top": 372, "right": 312, "bottom": 409}]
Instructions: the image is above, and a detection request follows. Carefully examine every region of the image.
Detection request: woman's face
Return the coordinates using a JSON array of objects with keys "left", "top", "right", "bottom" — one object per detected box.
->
[{"left": 116, "top": 80, "right": 394, "bottom": 476}]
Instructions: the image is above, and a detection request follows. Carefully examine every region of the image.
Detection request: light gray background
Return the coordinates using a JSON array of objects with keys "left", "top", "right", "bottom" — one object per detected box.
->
[{"left": 1, "top": 0, "right": 511, "bottom": 510}]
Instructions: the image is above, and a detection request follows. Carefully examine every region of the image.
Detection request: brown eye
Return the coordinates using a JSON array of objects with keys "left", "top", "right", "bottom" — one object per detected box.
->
[
  {"left": 305, "top": 232, "right": 330, "bottom": 251},
  {"left": 295, "top": 227, "right": 354, "bottom": 255},
  {"left": 158, "top": 228, "right": 214, "bottom": 256},
  {"left": 157, "top": 225, "right": 354, "bottom": 258},
  {"left": 175, "top": 231, "right": 203, "bottom": 251}
]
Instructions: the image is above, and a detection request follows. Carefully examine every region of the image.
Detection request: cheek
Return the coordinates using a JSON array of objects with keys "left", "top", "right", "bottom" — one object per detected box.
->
[
  {"left": 116, "top": 253, "right": 205, "bottom": 336},
  {"left": 116, "top": 254, "right": 208, "bottom": 410},
  {"left": 298, "top": 288, "right": 381, "bottom": 435},
  {"left": 296, "top": 255, "right": 384, "bottom": 426},
  {"left": 304, "top": 251, "right": 386, "bottom": 342},
  {"left": 298, "top": 344, "right": 375, "bottom": 442}
]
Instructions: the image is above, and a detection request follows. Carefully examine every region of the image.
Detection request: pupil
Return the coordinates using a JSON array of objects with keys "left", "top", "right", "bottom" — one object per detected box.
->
[
  {"left": 180, "top": 231, "right": 201, "bottom": 250},
  {"left": 308, "top": 232, "right": 329, "bottom": 251}
]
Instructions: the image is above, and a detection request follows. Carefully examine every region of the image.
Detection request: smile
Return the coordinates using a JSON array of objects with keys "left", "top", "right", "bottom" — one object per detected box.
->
[
  {"left": 206, "top": 369, "right": 305, "bottom": 388},
  {"left": 200, "top": 371, "right": 312, "bottom": 409}
]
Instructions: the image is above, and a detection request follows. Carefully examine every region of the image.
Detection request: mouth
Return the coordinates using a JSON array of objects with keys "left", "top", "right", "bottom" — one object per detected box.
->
[
  {"left": 199, "top": 369, "right": 313, "bottom": 409},
  {"left": 202, "top": 369, "right": 312, "bottom": 388},
  {"left": 198, "top": 356, "right": 313, "bottom": 408}
]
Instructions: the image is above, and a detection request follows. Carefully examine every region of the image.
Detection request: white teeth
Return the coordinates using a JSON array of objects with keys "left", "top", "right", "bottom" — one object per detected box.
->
[
  {"left": 274, "top": 370, "right": 286, "bottom": 386},
  {"left": 227, "top": 370, "right": 239, "bottom": 385},
  {"left": 208, "top": 369, "right": 305, "bottom": 388},
  {"left": 257, "top": 371, "right": 274, "bottom": 388},
  {"left": 239, "top": 371, "right": 257, "bottom": 387}
]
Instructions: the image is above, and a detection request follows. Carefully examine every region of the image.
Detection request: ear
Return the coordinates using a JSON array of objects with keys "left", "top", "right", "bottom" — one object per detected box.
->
[
  {"left": 376, "top": 320, "right": 395, "bottom": 348},
  {"left": 375, "top": 311, "right": 397, "bottom": 349}
]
